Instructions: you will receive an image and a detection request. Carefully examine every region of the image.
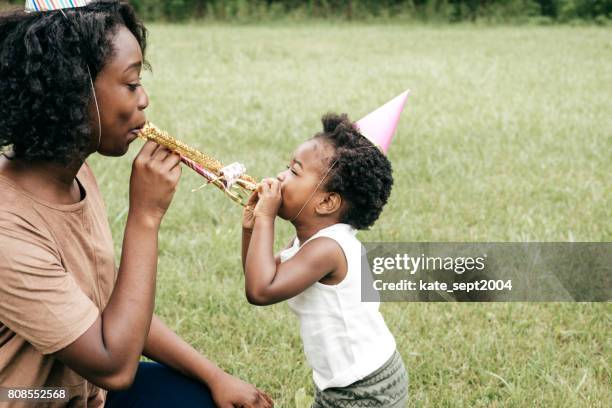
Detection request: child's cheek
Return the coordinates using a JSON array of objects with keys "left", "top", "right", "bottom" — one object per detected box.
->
[
  {"left": 277, "top": 189, "right": 291, "bottom": 218},
  {"left": 277, "top": 201, "right": 290, "bottom": 220}
]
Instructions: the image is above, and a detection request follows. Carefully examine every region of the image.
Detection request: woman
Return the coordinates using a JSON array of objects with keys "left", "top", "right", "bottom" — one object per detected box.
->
[{"left": 0, "top": 1, "right": 272, "bottom": 407}]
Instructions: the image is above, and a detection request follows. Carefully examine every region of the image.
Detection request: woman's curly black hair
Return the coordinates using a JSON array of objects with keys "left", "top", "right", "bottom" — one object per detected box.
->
[
  {"left": 0, "top": 1, "right": 147, "bottom": 164},
  {"left": 314, "top": 113, "right": 394, "bottom": 230}
]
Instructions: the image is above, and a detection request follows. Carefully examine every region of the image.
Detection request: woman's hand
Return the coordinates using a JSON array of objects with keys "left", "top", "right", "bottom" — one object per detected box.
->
[
  {"left": 209, "top": 371, "right": 273, "bottom": 408},
  {"left": 242, "top": 191, "right": 259, "bottom": 231},
  {"left": 253, "top": 178, "right": 282, "bottom": 219},
  {"left": 129, "top": 141, "right": 182, "bottom": 223}
]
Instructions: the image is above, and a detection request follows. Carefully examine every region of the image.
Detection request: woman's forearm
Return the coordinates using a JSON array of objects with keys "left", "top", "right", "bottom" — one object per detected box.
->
[
  {"left": 143, "top": 315, "right": 225, "bottom": 385},
  {"left": 99, "top": 210, "right": 161, "bottom": 375}
]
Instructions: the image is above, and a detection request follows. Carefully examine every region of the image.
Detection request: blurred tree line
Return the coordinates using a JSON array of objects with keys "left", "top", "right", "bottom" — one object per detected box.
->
[{"left": 4, "top": 0, "right": 611, "bottom": 22}]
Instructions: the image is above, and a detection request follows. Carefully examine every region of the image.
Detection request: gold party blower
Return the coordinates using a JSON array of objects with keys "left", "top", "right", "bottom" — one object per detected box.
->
[{"left": 138, "top": 122, "right": 258, "bottom": 205}]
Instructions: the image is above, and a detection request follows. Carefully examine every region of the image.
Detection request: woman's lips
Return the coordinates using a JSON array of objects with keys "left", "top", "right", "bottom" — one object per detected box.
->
[
  {"left": 127, "top": 128, "right": 142, "bottom": 143},
  {"left": 129, "top": 123, "right": 145, "bottom": 138}
]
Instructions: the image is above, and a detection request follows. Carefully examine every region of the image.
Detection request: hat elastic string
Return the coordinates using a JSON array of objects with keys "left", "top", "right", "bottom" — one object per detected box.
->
[
  {"left": 59, "top": 9, "right": 102, "bottom": 152},
  {"left": 290, "top": 158, "right": 338, "bottom": 223}
]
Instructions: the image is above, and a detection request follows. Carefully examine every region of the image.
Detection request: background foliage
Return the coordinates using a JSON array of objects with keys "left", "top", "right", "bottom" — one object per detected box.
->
[{"left": 3, "top": 0, "right": 612, "bottom": 22}]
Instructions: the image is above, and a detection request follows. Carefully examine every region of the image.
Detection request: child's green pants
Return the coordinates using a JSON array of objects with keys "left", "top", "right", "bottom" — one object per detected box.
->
[{"left": 312, "top": 350, "right": 408, "bottom": 408}]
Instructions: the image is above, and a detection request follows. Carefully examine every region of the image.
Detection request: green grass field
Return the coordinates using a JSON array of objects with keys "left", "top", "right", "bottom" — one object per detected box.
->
[{"left": 89, "top": 24, "right": 611, "bottom": 407}]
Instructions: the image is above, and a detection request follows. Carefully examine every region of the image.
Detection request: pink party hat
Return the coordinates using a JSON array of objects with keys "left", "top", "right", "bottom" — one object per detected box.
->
[{"left": 356, "top": 90, "right": 409, "bottom": 154}]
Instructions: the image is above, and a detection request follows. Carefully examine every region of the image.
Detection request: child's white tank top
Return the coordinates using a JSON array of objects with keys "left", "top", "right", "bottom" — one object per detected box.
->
[{"left": 281, "top": 223, "right": 396, "bottom": 390}]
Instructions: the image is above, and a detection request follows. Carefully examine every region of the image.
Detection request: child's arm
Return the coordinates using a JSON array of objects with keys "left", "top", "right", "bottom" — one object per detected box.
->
[
  {"left": 241, "top": 191, "right": 291, "bottom": 270},
  {"left": 244, "top": 179, "right": 345, "bottom": 306},
  {"left": 241, "top": 192, "right": 257, "bottom": 271},
  {"left": 242, "top": 230, "right": 291, "bottom": 270}
]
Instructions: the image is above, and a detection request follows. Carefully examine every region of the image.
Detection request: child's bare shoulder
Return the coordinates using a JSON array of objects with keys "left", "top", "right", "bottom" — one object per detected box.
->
[
  {"left": 297, "top": 236, "right": 345, "bottom": 270},
  {"left": 301, "top": 235, "right": 342, "bottom": 254}
]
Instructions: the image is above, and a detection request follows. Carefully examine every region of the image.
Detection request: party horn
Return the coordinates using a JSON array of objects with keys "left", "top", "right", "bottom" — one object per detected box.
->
[{"left": 138, "top": 122, "right": 257, "bottom": 205}]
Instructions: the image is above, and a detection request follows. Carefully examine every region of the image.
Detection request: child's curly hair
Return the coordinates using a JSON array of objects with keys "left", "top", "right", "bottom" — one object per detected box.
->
[
  {"left": 0, "top": 0, "right": 147, "bottom": 164},
  {"left": 315, "top": 113, "right": 393, "bottom": 230}
]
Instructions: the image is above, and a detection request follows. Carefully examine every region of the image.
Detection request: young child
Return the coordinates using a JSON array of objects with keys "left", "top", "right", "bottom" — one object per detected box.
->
[{"left": 241, "top": 113, "right": 408, "bottom": 407}]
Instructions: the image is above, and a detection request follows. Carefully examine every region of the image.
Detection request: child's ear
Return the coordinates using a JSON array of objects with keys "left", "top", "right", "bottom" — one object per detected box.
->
[{"left": 315, "top": 192, "right": 342, "bottom": 216}]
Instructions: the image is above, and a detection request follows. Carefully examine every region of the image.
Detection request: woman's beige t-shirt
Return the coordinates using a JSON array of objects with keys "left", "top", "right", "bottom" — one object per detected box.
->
[{"left": 0, "top": 162, "right": 117, "bottom": 407}]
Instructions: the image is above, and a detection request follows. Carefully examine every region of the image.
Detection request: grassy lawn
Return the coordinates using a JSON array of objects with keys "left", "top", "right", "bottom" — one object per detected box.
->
[{"left": 89, "top": 24, "right": 611, "bottom": 407}]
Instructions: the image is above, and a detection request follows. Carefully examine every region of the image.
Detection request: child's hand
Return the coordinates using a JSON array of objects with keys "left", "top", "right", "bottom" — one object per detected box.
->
[
  {"left": 242, "top": 191, "right": 259, "bottom": 231},
  {"left": 253, "top": 178, "right": 282, "bottom": 219}
]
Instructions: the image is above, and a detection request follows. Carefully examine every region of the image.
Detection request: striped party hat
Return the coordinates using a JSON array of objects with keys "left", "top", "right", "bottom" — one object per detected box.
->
[{"left": 25, "top": 0, "right": 92, "bottom": 12}]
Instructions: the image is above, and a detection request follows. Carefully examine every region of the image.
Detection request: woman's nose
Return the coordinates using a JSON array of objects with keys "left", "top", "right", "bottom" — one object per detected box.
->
[
  {"left": 277, "top": 170, "right": 286, "bottom": 182},
  {"left": 138, "top": 87, "right": 149, "bottom": 110}
]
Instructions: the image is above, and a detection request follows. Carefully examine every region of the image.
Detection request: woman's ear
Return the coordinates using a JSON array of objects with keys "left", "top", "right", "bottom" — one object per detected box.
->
[{"left": 315, "top": 192, "right": 342, "bottom": 216}]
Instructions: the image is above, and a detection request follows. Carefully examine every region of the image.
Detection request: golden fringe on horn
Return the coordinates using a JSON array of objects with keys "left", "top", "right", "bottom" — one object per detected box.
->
[{"left": 138, "top": 122, "right": 258, "bottom": 205}]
